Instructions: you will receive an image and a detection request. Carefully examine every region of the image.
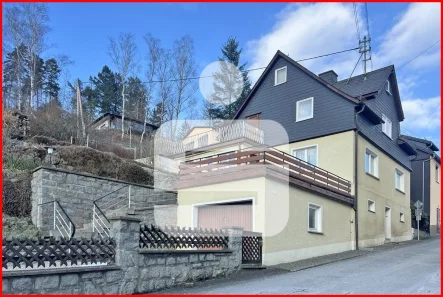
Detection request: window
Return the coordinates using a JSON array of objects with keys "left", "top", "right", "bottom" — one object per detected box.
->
[
  {"left": 400, "top": 212, "right": 405, "bottom": 223},
  {"left": 436, "top": 166, "right": 439, "bottom": 183},
  {"left": 274, "top": 66, "right": 287, "bottom": 85},
  {"left": 296, "top": 97, "right": 314, "bottom": 122},
  {"left": 365, "top": 148, "right": 379, "bottom": 177},
  {"left": 382, "top": 114, "right": 392, "bottom": 139},
  {"left": 308, "top": 203, "right": 322, "bottom": 232},
  {"left": 293, "top": 145, "right": 318, "bottom": 166},
  {"left": 395, "top": 169, "right": 405, "bottom": 192},
  {"left": 368, "top": 200, "right": 375, "bottom": 213},
  {"left": 385, "top": 80, "right": 392, "bottom": 95}
]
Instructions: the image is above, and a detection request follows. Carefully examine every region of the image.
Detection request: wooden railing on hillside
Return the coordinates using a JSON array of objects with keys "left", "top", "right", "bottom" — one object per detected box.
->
[{"left": 179, "top": 148, "right": 352, "bottom": 195}]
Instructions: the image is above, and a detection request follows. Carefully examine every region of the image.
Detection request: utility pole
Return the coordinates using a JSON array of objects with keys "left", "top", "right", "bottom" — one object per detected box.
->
[{"left": 359, "top": 36, "right": 372, "bottom": 79}]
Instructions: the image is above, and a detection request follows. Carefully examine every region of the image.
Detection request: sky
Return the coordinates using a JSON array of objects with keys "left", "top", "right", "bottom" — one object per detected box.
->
[{"left": 42, "top": 2, "right": 441, "bottom": 147}]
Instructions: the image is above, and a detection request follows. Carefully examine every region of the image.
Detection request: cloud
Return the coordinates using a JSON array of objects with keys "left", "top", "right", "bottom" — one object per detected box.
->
[
  {"left": 401, "top": 96, "right": 441, "bottom": 132},
  {"left": 374, "top": 3, "right": 441, "bottom": 71},
  {"left": 245, "top": 3, "right": 362, "bottom": 82}
]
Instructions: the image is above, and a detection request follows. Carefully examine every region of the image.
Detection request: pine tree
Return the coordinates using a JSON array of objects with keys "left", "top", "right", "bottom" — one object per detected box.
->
[
  {"left": 89, "top": 66, "right": 122, "bottom": 115},
  {"left": 125, "top": 76, "right": 147, "bottom": 121},
  {"left": 149, "top": 102, "right": 165, "bottom": 127},
  {"left": 43, "top": 58, "right": 61, "bottom": 103},
  {"left": 209, "top": 37, "right": 252, "bottom": 120}
]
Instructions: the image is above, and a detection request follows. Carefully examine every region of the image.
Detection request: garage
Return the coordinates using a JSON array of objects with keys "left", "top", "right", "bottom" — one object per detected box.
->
[{"left": 196, "top": 200, "right": 253, "bottom": 231}]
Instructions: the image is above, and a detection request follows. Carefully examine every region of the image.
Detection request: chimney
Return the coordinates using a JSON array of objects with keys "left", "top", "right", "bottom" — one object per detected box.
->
[{"left": 318, "top": 70, "right": 338, "bottom": 84}]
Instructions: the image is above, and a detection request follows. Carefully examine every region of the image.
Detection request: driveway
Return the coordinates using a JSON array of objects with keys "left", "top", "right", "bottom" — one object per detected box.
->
[{"left": 159, "top": 237, "right": 440, "bottom": 294}]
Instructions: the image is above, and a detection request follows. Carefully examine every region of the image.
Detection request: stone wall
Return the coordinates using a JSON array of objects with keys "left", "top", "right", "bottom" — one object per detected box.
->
[
  {"left": 31, "top": 167, "right": 177, "bottom": 228},
  {"left": 2, "top": 217, "right": 243, "bottom": 294},
  {"left": 2, "top": 266, "right": 123, "bottom": 294}
]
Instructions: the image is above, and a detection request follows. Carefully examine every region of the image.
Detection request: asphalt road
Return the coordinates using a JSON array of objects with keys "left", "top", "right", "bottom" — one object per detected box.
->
[{"left": 160, "top": 238, "right": 440, "bottom": 294}]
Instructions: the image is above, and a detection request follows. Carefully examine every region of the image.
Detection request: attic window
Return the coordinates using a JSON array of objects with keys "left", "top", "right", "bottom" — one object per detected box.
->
[
  {"left": 382, "top": 114, "right": 392, "bottom": 139},
  {"left": 385, "top": 80, "right": 392, "bottom": 95},
  {"left": 275, "top": 66, "right": 287, "bottom": 86}
]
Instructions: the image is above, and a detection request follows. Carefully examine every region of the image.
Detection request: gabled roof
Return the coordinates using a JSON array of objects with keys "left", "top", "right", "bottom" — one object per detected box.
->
[
  {"left": 333, "top": 65, "right": 393, "bottom": 97},
  {"left": 331, "top": 65, "right": 405, "bottom": 121},
  {"left": 233, "top": 51, "right": 360, "bottom": 120},
  {"left": 400, "top": 135, "right": 440, "bottom": 153},
  {"left": 89, "top": 113, "right": 158, "bottom": 129}
]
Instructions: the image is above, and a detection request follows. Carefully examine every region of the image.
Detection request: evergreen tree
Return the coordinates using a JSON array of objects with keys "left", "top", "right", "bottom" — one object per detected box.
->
[
  {"left": 89, "top": 66, "right": 122, "bottom": 114},
  {"left": 209, "top": 37, "right": 252, "bottom": 120},
  {"left": 43, "top": 58, "right": 61, "bottom": 103},
  {"left": 126, "top": 76, "right": 147, "bottom": 121},
  {"left": 2, "top": 45, "right": 29, "bottom": 109},
  {"left": 149, "top": 102, "right": 164, "bottom": 127}
]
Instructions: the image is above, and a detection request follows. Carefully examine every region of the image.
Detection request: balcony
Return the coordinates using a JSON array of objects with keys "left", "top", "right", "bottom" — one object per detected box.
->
[
  {"left": 175, "top": 147, "right": 353, "bottom": 201},
  {"left": 158, "top": 121, "right": 265, "bottom": 156}
]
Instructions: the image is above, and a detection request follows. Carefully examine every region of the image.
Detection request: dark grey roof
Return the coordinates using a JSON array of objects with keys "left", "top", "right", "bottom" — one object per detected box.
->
[
  {"left": 331, "top": 65, "right": 394, "bottom": 98},
  {"left": 400, "top": 135, "right": 439, "bottom": 153}
]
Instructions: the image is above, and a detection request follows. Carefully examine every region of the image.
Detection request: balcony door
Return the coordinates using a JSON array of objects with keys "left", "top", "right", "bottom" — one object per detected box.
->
[{"left": 246, "top": 113, "right": 260, "bottom": 128}]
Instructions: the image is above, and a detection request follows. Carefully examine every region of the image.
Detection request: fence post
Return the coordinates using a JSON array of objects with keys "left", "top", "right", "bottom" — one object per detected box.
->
[
  {"left": 108, "top": 216, "right": 142, "bottom": 294},
  {"left": 128, "top": 186, "right": 131, "bottom": 208},
  {"left": 221, "top": 227, "right": 244, "bottom": 273}
]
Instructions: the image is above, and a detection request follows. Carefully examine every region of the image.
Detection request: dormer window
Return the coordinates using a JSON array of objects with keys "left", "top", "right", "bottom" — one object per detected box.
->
[
  {"left": 275, "top": 66, "right": 287, "bottom": 86},
  {"left": 382, "top": 114, "right": 392, "bottom": 139},
  {"left": 385, "top": 80, "right": 392, "bottom": 95}
]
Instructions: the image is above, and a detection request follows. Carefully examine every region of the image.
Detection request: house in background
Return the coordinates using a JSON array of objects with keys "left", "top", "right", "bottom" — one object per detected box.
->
[
  {"left": 400, "top": 135, "right": 441, "bottom": 235},
  {"left": 89, "top": 113, "right": 158, "bottom": 135},
  {"left": 169, "top": 50, "right": 416, "bottom": 266}
]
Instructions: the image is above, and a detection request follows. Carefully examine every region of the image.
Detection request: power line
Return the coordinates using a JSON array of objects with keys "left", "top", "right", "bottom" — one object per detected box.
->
[
  {"left": 397, "top": 40, "right": 441, "bottom": 70},
  {"left": 79, "top": 47, "right": 359, "bottom": 85}
]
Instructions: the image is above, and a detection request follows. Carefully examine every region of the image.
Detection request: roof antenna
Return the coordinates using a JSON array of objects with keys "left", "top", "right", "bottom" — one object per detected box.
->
[
  {"left": 346, "top": 53, "right": 363, "bottom": 84},
  {"left": 359, "top": 35, "right": 372, "bottom": 80}
]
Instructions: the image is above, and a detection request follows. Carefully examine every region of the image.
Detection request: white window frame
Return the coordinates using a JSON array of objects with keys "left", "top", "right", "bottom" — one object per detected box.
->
[
  {"left": 382, "top": 114, "right": 392, "bottom": 139},
  {"left": 400, "top": 212, "right": 405, "bottom": 223},
  {"left": 274, "top": 66, "right": 287, "bottom": 86},
  {"left": 385, "top": 80, "right": 392, "bottom": 95},
  {"left": 292, "top": 144, "right": 318, "bottom": 167},
  {"left": 308, "top": 202, "right": 322, "bottom": 233},
  {"left": 395, "top": 168, "right": 405, "bottom": 192},
  {"left": 368, "top": 199, "right": 375, "bottom": 213},
  {"left": 436, "top": 165, "right": 439, "bottom": 183},
  {"left": 365, "top": 147, "right": 379, "bottom": 178},
  {"left": 295, "top": 97, "right": 314, "bottom": 122}
]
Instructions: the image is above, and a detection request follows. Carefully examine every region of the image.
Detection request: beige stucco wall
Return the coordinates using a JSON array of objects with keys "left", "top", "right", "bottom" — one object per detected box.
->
[
  {"left": 177, "top": 174, "right": 355, "bottom": 266},
  {"left": 429, "top": 158, "right": 441, "bottom": 230},
  {"left": 357, "top": 135, "right": 412, "bottom": 247},
  {"left": 274, "top": 131, "right": 355, "bottom": 195},
  {"left": 176, "top": 177, "right": 267, "bottom": 233}
]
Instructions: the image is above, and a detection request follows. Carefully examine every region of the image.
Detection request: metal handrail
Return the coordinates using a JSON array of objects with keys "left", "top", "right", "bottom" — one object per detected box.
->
[
  {"left": 94, "top": 185, "right": 129, "bottom": 204},
  {"left": 37, "top": 200, "right": 76, "bottom": 238}
]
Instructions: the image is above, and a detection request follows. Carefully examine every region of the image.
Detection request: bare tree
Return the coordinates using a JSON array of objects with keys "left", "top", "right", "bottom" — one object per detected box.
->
[
  {"left": 140, "top": 34, "right": 161, "bottom": 150},
  {"left": 155, "top": 48, "right": 174, "bottom": 137},
  {"left": 3, "top": 4, "right": 25, "bottom": 110},
  {"left": 108, "top": 33, "right": 139, "bottom": 138},
  {"left": 20, "top": 3, "right": 51, "bottom": 111},
  {"left": 168, "top": 35, "right": 198, "bottom": 138}
]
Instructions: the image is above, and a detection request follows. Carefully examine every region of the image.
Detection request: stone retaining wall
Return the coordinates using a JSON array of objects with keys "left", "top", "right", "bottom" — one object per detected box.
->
[
  {"left": 31, "top": 167, "right": 177, "bottom": 228},
  {"left": 2, "top": 217, "right": 243, "bottom": 294}
]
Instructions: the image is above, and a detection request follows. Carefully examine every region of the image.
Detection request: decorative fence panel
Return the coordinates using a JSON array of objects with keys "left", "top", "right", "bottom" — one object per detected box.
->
[
  {"left": 139, "top": 224, "right": 229, "bottom": 250},
  {"left": 241, "top": 231, "right": 262, "bottom": 265},
  {"left": 2, "top": 237, "right": 115, "bottom": 270}
]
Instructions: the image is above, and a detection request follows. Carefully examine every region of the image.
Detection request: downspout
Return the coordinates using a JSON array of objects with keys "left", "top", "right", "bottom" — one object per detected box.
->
[{"left": 353, "top": 102, "right": 366, "bottom": 250}]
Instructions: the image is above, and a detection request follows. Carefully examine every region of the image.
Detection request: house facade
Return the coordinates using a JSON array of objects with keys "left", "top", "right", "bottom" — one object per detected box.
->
[
  {"left": 401, "top": 135, "right": 441, "bottom": 235},
  {"left": 168, "top": 51, "right": 416, "bottom": 266},
  {"left": 89, "top": 113, "right": 158, "bottom": 135}
]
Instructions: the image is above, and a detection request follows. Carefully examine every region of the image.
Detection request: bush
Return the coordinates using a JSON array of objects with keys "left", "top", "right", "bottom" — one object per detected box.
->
[
  {"left": 29, "top": 102, "right": 77, "bottom": 142},
  {"left": 2, "top": 172, "right": 32, "bottom": 217},
  {"left": 31, "top": 135, "right": 71, "bottom": 146},
  {"left": 3, "top": 155, "right": 42, "bottom": 171},
  {"left": 2, "top": 214, "right": 41, "bottom": 240}
]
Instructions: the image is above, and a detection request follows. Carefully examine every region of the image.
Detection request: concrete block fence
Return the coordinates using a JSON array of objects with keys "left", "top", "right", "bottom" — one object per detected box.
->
[{"left": 2, "top": 216, "right": 243, "bottom": 294}]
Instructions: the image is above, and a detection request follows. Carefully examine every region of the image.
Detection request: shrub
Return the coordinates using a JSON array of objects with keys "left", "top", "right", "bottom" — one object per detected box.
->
[
  {"left": 2, "top": 214, "right": 41, "bottom": 240},
  {"left": 30, "top": 135, "right": 71, "bottom": 146},
  {"left": 2, "top": 172, "right": 32, "bottom": 217},
  {"left": 3, "top": 155, "right": 42, "bottom": 171}
]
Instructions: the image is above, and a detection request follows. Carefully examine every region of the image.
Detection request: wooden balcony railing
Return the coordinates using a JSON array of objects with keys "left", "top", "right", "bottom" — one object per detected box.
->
[{"left": 180, "top": 148, "right": 352, "bottom": 195}]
